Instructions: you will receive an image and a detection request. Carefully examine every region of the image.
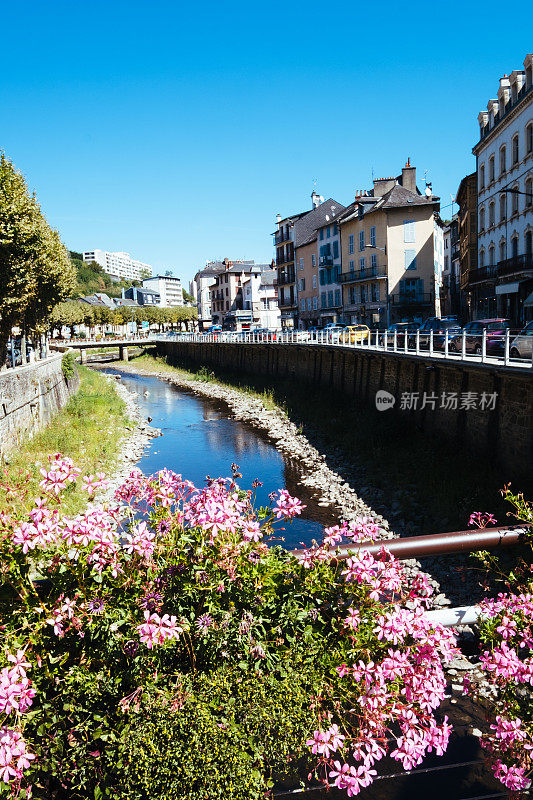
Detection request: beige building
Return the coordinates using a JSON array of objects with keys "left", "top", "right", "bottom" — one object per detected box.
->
[
  {"left": 295, "top": 235, "right": 319, "bottom": 327},
  {"left": 338, "top": 162, "right": 442, "bottom": 325}
]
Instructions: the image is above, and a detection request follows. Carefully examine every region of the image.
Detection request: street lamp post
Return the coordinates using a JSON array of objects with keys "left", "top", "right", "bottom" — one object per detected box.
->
[{"left": 365, "top": 244, "right": 389, "bottom": 326}]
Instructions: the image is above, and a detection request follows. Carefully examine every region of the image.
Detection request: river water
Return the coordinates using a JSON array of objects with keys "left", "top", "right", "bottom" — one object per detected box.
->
[{"left": 103, "top": 369, "right": 330, "bottom": 549}]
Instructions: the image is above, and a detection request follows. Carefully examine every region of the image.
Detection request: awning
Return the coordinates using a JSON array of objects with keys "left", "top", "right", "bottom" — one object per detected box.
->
[
  {"left": 524, "top": 291, "right": 533, "bottom": 307},
  {"left": 495, "top": 282, "right": 520, "bottom": 295}
]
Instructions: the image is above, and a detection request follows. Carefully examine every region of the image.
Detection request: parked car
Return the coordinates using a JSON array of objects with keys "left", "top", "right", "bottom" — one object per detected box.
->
[
  {"left": 409, "top": 318, "right": 462, "bottom": 350},
  {"left": 449, "top": 319, "right": 511, "bottom": 355},
  {"left": 378, "top": 322, "right": 421, "bottom": 346},
  {"left": 206, "top": 325, "right": 222, "bottom": 335},
  {"left": 340, "top": 324, "right": 370, "bottom": 344},
  {"left": 324, "top": 324, "right": 347, "bottom": 341},
  {"left": 510, "top": 321, "right": 533, "bottom": 360}
]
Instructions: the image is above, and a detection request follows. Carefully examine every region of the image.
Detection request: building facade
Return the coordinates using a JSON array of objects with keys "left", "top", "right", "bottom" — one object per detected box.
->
[
  {"left": 472, "top": 54, "right": 533, "bottom": 323},
  {"left": 142, "top": 275, "right": 183, "bottom": 307},
  {"left": 122, "top": 286, "right": 160, "bottom": 306},
  {"left": 456, "top": 172, "right": 478, "bottom": 320},
  {"left": 441, "top": 215, "right": 461, "bottom": 317},
  {"left": 208, "top": 260, "right": 274, "bottom": 330},
  {"left": 242, "top": 268, "right": 280, "bottom": 329},
  {"left": 338, "top": 163, "right": 442, "bottom": 326},
  {"left": 82, "top": 250, "right": 153, "bottom": 281},
  {"left": 295, "top": 236, "right": 319, "bottom": 328}
]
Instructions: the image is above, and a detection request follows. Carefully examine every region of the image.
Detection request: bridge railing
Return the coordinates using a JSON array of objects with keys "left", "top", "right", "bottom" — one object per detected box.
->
[{"left": 153, "top": 329, "right": 533, "bottom": 370}]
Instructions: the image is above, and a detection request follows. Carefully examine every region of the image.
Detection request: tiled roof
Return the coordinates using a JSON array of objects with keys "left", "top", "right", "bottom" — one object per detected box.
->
[
  {"left": 376, "top": 185, "right": 440, "bottom": 209},
  {"left": 293, "top": 198, "right": 345, "bottom": 246}
]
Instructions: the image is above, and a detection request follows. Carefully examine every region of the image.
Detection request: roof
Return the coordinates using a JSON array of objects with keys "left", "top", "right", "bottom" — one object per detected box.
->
[
  {"left": 376, "top": 184, "right": 440, "bottom": 209},
  {"left": 145, "top": 275, "right": 182, "bottom": 282},
  {"left": 79, "top": 295, "right": 108, "bottom": 307},
  {"left": 297, "top": 231, "right": 318, "bottom": 247},
  {"left": 337, "top": 197, "right": 378, "bottom": 224},
  {"left": 292, "top": 198, "right": 345, "bottom": 246},
  {"left": 259, "top": 269, "right": 277, "bottom": 285}
]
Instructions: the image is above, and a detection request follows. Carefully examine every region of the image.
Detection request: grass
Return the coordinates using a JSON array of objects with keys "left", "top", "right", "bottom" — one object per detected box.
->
[
  {"left": 0, "top": 365, "right": 132, "bottom": 516},
  {"left": 109, "top": 348, "right": 522, "bottom": 534}
]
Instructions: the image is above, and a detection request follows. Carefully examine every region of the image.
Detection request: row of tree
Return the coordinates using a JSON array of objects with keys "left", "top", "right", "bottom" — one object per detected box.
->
[
  {"left": 50, "top": 300, "right": 197, "bottom": 336},
  {"left": 0, "top": 154, "right": 76, "bottom": 358}
]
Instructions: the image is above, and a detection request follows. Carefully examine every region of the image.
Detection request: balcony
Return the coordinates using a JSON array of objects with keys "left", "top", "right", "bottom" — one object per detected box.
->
[
  {"left": 319, "top": 254, "right": 333, "bottom": 266},
  {"left": 277, "top": 269, "right": 295, "bottom": 286},
  {"left": 338, "top": 266, "right": 387, "bottom": 283},
  {"left": 497, "top": 254, "right": 533, "bottom": 279},
  {"left": 467, "top": 265, "right": 497, "bottom": 284},
  {"left": 274, "top": 229, "right": 291, "bottom": 246},
  {"left": 391, "top": 293, "right": 433, "bottom": 307}
]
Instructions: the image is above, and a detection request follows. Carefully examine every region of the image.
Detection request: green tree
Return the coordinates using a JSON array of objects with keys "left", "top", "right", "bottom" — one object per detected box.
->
[{"left": 0, "top": 153, "right": 75, "bottom": 357}]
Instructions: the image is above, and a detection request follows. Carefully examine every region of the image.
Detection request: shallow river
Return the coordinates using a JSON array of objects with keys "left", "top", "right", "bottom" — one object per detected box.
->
[{"left": 103, "top": 369, "right": 330, "bottom": 549}]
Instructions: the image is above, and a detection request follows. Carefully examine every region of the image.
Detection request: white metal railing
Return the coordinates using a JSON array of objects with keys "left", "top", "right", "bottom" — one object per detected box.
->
[{"left": 152, "top": 329, "right": 533, "bottom": 370}]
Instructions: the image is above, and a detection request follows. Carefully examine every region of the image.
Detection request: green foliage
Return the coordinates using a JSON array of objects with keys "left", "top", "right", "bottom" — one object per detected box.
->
[
  {"left": 108, "top": 670, "right": 317, "bottom": 800},
  {"left": 0, "top": 153, "right": 75, "bottom": 352},
  {"left": 61, "top": 351, "right": 76, "bottom": 381}
]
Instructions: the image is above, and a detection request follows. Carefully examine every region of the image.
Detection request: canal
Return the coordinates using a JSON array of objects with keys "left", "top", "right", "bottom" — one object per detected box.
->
[{"left": 102, "top": 368, "right": 330, "bottom": 549}]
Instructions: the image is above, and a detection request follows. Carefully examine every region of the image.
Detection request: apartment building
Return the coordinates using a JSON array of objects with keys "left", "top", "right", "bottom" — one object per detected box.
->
[
  {"left": 83, "top": 249, "right": 153, "bottom": 281},
  {"left": 441, "top": 215, "right": 461, "bottom": 317},
  {"left": 242, "top": 268, "right": 280, "bottom": 329},
  {"left": 142, "top": 275, "right": 183, "bottom": 307},
  {"left": 338, "top": 162, "right": 442, "bottom": 326},
  {"left": 315, "top": 208, "right": 345, "bottom": 325},
  {"left": 274, "top": 192, "right": 344, "bottom": 328},
  {"left": 456, "top": 172, "right": 478, "bottom": 320},
  {"left": 471, "top": 53, "right": 533, "bottom": 323},
  {"left": 209, "top": 260, "right": 274, "bottom": 330},
  {"left": 296, "top": 235, "right": 319, "bottom": 327}
]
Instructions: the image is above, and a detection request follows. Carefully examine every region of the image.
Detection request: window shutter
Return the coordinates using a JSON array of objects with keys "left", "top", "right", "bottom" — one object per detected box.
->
[{"left": 403, "top": 221, "right": 415, "bottom": 243}]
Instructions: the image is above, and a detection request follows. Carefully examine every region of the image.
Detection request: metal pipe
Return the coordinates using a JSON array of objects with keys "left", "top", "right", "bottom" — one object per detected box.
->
[{"left": 292, "top": 525, "right": 529, "bottom": 562}]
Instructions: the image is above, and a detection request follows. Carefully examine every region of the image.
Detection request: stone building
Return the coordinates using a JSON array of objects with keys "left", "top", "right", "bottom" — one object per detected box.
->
[
  {"left": 472, "top": 53, "right": 533, "bottom": 323},
  {"left": 338, "top": 162, "right": 443, "bottom": 326}
]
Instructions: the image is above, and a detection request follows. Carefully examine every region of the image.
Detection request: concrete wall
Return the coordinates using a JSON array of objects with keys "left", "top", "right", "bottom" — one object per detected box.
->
[
  {"left": 0, "top": 354, "right": 80, "bottom": 456},
  {"left": 156, "top": 340, "right": 533, "bottom": 481}
]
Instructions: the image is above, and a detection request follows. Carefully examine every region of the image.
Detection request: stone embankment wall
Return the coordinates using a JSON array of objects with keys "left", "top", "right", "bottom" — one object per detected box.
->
[
  {"left": 156, "top": 341, "right": 533, "bottom": 481},
  {"left": 0, "top": 354, "right": 80, "bottom": 456}
]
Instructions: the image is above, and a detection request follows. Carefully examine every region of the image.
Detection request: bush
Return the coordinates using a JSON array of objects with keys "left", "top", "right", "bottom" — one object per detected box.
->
[
  {"left": 0, "top": 459, "right": 457, "bottom": 799},
  {"left": 61, "top": 350, "right": 76, "bottom": 380}
]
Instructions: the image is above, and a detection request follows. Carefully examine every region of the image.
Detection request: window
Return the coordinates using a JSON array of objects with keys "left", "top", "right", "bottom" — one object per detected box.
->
[
  {"left": 312, "top": 254, "right": 316, "bottom": 267},
  {"left": 307, "top": 297, "right": 311, "bottom": 311},
  {"left": 500, "top": 193, "right": 506, "bottom": 221},
  {"left": 360, "top": 286, "right": 367, "bottom": 303},
  {"left": 512, "top": 134, "right": 519, "bottom": 165},
  {"left": 489, "top": 201, "right": 495, "bottom": 226},
  {"left": 328, "top": 290, "right": 334, "bottom": 307},
  {"left": 511, "top": 236, "right": 519, "bottom": 259},
  {"left": 359, "top": 257, "right": 365, "bottom": 270},
  {"left": 334, "top": 289, "right": 340, "bottom": 307},
  {"left": 489, "top": 245, "right": 495, "bottom": 266},
  {"left": 371, "top": 283, "right": 379, "bottom": 302},
  {"left": 333, "top": 240, "right": 339, "bottom": 259},
  {"left": 321, "top": 292, "right": 326, "bottom": 308},
  {"left": 479, "top": 249, "right": 485, "bottom": 268},
  {"left": 479, "top": 164, "right": 485, "bottom": 189},
  {"left": 444, "top": 255, "right": 449, "bottom": 270},
  {"left": 326, "top": 226, "right": 331, "bottom": 239},
  {"left": 300, "top": 299, "right": 305, "bottom": 311},
  {"left": 526, "top": 178, "right": 533, "bottom": 207},
  {"left": 319, "top": 270, "right": 325, "bottom": 285},
  {"left": 479, "top": 206, "right": 485, "bottom": 231},
  {"left": 320, "top": 229, "right": 324, "bottom": 241},
  {"left": 359, "top": 231, "right": 365, "bottom": 251},
  {"left": 403, "top": 220, "right": 415, "bottom": 243},
  {"left": 511, "top": 185, "right": 519, "bottom": 214},
  {"left": 499, "top": 240, "right": 506, "bottom": 262},
  {"left": 405, "top": 249, "right": 417, "bottom": 270},
  {"left": 333, "top": 222, "right": 338, "bottom": 234},
  {"left": 526, "top": 231, "right": 532, "bottom": 258},
  {"left": 349, "top": 259, "right": 355, "bottom": 272},
  {"left": 489, "top": 155, "right": 495, "bottom": 182},
  {"left": 370, "top": 226, "right": 376, "bottom": 247},
  {"left": 527, "top": 123, "right": 533, "bottom": 155},
  {"left": 312, "top": 274, "right": 317, "bottom": 289},
  {"left": 371, "top": 254, "right": 377, "bottom": 269},
  {"left": 500, "top": 146, "right": 506, "bottom": 175},
  {"left": 299, "top": 257, "right": 303, "bottom": 270},
  {"left": 349, "top": 286, "right": 356, "bottom": 304},
  {"left": 313, "top": 296, "right": 318, "bottom": 310},
  {"left": 349, "top": 234, "right": 354, "bottom": 254}
]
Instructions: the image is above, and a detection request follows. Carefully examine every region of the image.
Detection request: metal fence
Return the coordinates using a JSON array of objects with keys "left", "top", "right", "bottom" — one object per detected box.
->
[{"left": 153, "top": 329, "right": 533, "bottom": 370}]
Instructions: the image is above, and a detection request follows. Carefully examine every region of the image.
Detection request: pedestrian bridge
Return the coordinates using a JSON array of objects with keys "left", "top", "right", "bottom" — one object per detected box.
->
[{"left": 50, "top": 336, "right": 158, "bottom": 363}]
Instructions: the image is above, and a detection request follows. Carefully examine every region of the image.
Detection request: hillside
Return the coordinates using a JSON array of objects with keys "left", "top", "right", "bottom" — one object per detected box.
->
[{"left": 69, "top": 252, "right": 139, "bottom": 298}]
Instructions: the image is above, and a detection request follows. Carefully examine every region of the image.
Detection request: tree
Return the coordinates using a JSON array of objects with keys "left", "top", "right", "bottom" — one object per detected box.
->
[
  {"left": 49, "top": 301, "right": 87, "bottom": 336},
  {"left": 0, "top": 153, "right": 75, "bottom": 357}
]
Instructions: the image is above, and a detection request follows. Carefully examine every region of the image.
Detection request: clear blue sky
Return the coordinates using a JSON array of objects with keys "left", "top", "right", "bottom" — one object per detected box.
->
[{"left": 0, "top": 1, "right": 530, "bottom": 285}]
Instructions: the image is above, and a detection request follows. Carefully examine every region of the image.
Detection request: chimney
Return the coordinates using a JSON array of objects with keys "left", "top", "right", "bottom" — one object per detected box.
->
[
  {"left": 276, "top": 213, "right": 281, "bottom": 227},
  {"left": 401, "top": 159, "right": 417, "bottom": 193},
  {"left": 311, "top": 190, "right": 322, "bottom": 209},
  {"left": 373, "top": 177, "right": 397, "bottom": 198}
]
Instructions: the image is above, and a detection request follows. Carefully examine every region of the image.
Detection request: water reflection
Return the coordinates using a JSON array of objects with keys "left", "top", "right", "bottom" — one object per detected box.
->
[{"left": 100, "top": 370, "right": 332, "bottom": 549}]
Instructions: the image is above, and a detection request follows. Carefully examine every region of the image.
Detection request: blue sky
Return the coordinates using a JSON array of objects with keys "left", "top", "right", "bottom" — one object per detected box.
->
[{"left": 0, "top": 1, "right": 530, "bottom": 285}]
